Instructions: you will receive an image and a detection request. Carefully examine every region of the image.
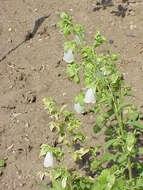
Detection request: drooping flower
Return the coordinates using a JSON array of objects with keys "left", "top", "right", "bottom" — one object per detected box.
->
[
  {"left": 44, "top": 152, "right": 54, "bottom": 168},
  {"left": 84, "top": 88, "right": 96, "bottom": 104},
  {"left": 63, "top": 49, "right": 74, "bottom": 63},
  {"left": 74, "top": 102, "right": 84, "bottom": 114}
]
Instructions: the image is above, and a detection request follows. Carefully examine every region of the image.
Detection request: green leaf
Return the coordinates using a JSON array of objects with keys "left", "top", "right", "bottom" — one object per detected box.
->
[
  {"left": 134, "top": 178, "right": 143, "bottom": 188},
  {"left": 118, "top": 153, "right": 127, "bottom": 163},
  {"left": 97, "top": 115, "right": 104, "bottom": 124},
  {"left": 75, "top": 93, "right": 85, "bottom": 106},
  {"left": 119, "top": 103, "right": 132, "bottom": 111},
  {"left": 92, "top": 106, "right": 100, "bottom": 114},
  {"left": 128, "top": 121, "right": 143, "bottom": 129},
  {"left": 73, "top": 148, "right": 89, "bottom": 161},
  {"left": 104, "top": 139, "right": 117, "bottom": 150},
  {"left": 129, "top": 112, "right": 139, "bottom": 121},
  {"left": 126, "top": 132, "right": 136, "bottom": 152},
  {"left": 57, "top": 12, "right": 73, "bottom": 38},
  {"left": 111, "top": 74, "right": 119, "bottom": 84},
  {"left": 0, "top": 160, "right": 5, "bottom": 167},
  {"left": 64, "top": 41, "right": 76, "bottom": 53},
  {"left": 73, "top": 24, "right": 85, "bottom": 42},
  {"left": 104, "top": 128, "right": 113, "bottom": 136},
  {"left": 40, "top": 144, "right": 50, "bottom": 157},
  {"left": 104, "top": 109, "right": 114, "bottom": 119},
  {"left": 112, "top": 178, "right": 126, "bottom": 190},
  {"left": 74, "top": 74, "right": 80, "bottom": 84},
  {"left": 137, "top": 148, "right": 143, "bottom": 155},
  {"left": 101, "top": 153, "right": 117, "bottom": 163},
  {"left": 93, "top": 30, "right": 107, "bottom": 48},
  {"left": 93, "top": 124, "right": 101, "bottom": 134}
]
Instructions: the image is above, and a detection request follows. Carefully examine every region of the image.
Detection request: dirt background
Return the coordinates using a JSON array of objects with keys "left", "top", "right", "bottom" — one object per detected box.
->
[{"left": 0, "top": 0, "right": 143, "bottom": 189}]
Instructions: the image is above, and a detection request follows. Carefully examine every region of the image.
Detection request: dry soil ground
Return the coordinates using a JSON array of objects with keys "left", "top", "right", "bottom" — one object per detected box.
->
[{"left": 0, "top": 0, "right": 143, "bottom": 189}]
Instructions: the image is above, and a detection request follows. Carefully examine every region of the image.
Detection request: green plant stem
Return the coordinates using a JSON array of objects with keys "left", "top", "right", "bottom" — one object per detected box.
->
[
  {"left": 128, "top": 155, "right": 133, "bottom": 180},
  {"left": 108, "top": 85, "right": 134, "bottom": 184},
  {"left": 108, "top": 85, "right": 124, "bottom": 136},
  {"left": 128, "top": 155, "right": 133, "bottom": 190}
]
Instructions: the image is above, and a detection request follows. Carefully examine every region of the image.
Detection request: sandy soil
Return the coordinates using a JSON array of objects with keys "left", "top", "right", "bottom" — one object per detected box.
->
[{"left": 0, "top": 0, "right": 143, "bottom": 189}]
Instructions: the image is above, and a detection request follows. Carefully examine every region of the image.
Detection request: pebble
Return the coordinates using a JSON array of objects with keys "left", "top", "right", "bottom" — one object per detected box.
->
[
  {"left": 8, "top": 27, "right": 12, "bottom": 32},
  {"left": 12, "top": 113, "right": 22, "bottom": 118},
  {"left": 8, "top": 39, "right": 12, "bottom": 43},
  {"left": 109, "top": 39, "right": 114, "bottom": 44},
  {"left": 18, "top": 72, "right": 25, "bottom": 81},
  {"left": 130, "top": 24, "right": 136, "bottom": 30},
  {"left": 25, "top": 123, "right": 30, "bottom": 128},
  {"left": 63, "top": 92, "right": 66, "bottom": 96}
]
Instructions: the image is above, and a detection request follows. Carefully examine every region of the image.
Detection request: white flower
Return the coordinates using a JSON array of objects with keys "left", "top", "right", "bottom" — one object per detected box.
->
[
  {"left": 74, "top": 102, "right": 84, "bottom": 114},
  {"left": 44, "top": 152, "right": 54, "bottom": 168},
  {"left": 102, "top": 71, "right": 106, "bottom": 76},
  {"left": 84, "top": 88, "right": 96, "bottom": 104},
  {"left": 63, "top": 49, "right": 74, "bottom": 63},
  {"left": 62, "top": 177, "right": 67, "bottom": 188}
]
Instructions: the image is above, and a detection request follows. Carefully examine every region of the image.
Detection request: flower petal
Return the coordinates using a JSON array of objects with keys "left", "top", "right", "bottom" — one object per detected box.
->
[
  {"left": 44, "top": 152, "right": 54, "bottom": 168},
  {"left": 74, "top": 103, "right": 84, "bottom": 113},
  {"left": 63, "top": 49, "right": 74, "bottom": 63},
  {"left": 84, "top": 88, "right": 96, "bottom": 104}
]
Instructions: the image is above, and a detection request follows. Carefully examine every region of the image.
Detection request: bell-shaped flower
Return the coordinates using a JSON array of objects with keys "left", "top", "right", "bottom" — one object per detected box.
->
[
  {"left": 74, "top": 102, "right": 84, "bottom": 114},
  {"left": 63, "top": 49, "right": 74, "bottom": 63},
  {"left": 44, "top": 152, "right": 54, "bottom": 168},
  {"left": 84, "top": 88, "right": 96, "bottom": 104}
]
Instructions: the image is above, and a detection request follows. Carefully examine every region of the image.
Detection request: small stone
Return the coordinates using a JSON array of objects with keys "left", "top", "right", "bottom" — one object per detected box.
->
[
  {"left": 8, "top": 27, "right": 12, "bottom": 32},
  {"left": 109, "top": 39, "right": 114, "bottom": 44},
  {"left": 34, "top": 8, "right": 38, "bottom": 12},
  {"left": 13, "top": 113, "right": 22, "bottom": 118},
  {"left": 26, "top": 93, "right": 36, "bottom": 103},
  {"left": 130, "top": 25, "right": 136, "bottom": 30},
  {"left": 63, "top": 92, "right": 66, "bottom": 96},
  {"left": 25, "top": 123, "right": 30, "bottom": 127},
  {"left": 18, "top": 72, "right": 25, "bottom": 81},
  {"left": 8, "top": 39, "right": 12, "bottom": 43}
]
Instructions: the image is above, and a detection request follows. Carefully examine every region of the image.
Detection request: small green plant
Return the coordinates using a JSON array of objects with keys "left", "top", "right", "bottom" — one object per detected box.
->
[{"left": 39, "top": 12, "right": 143, "bottom": 190}]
